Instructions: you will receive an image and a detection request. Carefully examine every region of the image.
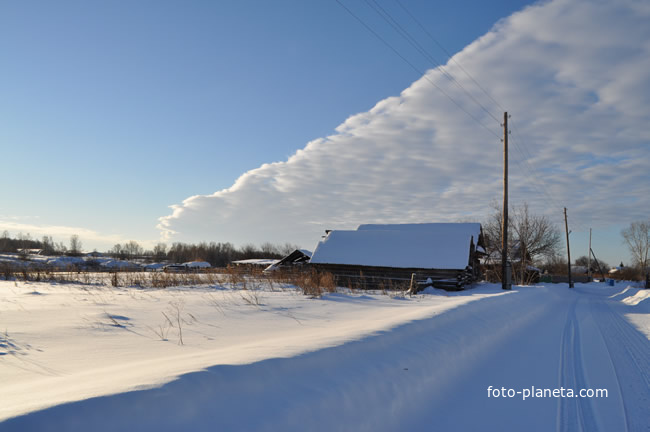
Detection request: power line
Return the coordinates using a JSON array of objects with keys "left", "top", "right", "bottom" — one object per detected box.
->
[
  {"left": 509, "top": 121, "right": 566, "bottom": 213},
  {"left": 390, "top": 2, "right": 589, "bottom": 233},
  {"left": 363, "top": 0, "right": 502, "bottom": 125},
  {"left": 508, "top": 118, "right": 591, "bottom": 232},
  {"left": 333, "top": 0, "right": 501, "bottom": 140},
  {"left": 509, "top": 135, "right": 563, "bottom": 211},
  {"left": 393, "top": 0, "right": 505, "bottom": 112},
  {"left": 336, "top": 1, "right": 586, "bottom": 233},
  {"left": 376, "top": 1, "right": 564, "bottom": 221}
]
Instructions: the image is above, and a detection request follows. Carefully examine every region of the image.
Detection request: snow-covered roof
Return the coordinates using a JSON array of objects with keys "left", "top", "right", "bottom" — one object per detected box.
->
[
  {"left": 182, "top": 261, "right": 211, "bottom": 268},
  {"left": 18, "top": 248, "right": 43, "bottom": 255},
  {"left": 232, "top": 258, "right": 280, "bottom": 266},
  {"left": 47, "top": 256, "right": 86, "bottom": 268},
  {"left": 310, "top": 223, "right": 481, "bottom": 270},
  {"left": 100, "top": 260, "right": 141, "bottom": 269},
  {"left": 264, "top": 249, "right": 312, "bottom": 272}
]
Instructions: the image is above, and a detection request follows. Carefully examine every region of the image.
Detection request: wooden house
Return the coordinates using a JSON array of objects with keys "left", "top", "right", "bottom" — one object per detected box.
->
[{"left": 309, "top": 223, "right": 485, "bottom": 291}]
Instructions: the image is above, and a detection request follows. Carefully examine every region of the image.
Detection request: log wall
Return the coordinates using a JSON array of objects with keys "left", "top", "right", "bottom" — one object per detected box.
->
[{"left": 309, "top": 263, "right": 476, "bottom": 291}]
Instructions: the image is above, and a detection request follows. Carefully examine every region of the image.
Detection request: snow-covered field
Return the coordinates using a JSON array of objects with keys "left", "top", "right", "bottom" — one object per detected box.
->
[{"left": 1, "top": 279, "right": 648, "bottom": 431}]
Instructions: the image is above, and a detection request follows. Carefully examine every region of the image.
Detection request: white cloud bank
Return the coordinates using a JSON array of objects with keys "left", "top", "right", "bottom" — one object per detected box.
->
[{"left": 159, "top": 0, "right": 650, "bottom": 249}]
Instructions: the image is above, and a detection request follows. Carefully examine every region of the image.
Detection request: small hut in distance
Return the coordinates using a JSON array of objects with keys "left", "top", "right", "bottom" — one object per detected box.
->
[{"left": 309, "top": 223, "right": 485, "bottom": 291}]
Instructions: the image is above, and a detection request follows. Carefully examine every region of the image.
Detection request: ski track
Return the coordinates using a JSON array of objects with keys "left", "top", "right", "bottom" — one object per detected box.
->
[
  {"left": 588, "top": 292, "right": 650, "bottom": 432},
  {"left": 2, "top": 284, "right": 649, "bottom": 431},
  {"left": 557, "top": 295, "right": 598, "bottom": 432}
]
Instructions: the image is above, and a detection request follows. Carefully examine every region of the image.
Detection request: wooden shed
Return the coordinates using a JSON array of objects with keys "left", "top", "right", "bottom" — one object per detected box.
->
[
  {"left": 264, "top": 249, "right": 312, "bottom": 272},
  {"left": 309, "top": 223, "right": 485, "bottom": 291}
]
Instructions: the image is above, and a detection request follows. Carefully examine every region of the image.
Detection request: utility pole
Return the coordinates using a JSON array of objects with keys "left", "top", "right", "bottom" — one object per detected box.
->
[
  {"left": 587, "top": 228, "right": 591, "bottom": 282},
  {"left": 564, "top": 207, "right": 574, "bottom": 288},
  {"left": 590, "top": 247, "right": 606, "bottom": 281},
  {"left": 502, "top": 112, "right": 511, "bottom": 290}
]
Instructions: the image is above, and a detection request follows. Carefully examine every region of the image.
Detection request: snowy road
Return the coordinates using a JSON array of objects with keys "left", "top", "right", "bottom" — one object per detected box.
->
[{"left": 2, "top": 283, "right": 649, "bottom": 431}]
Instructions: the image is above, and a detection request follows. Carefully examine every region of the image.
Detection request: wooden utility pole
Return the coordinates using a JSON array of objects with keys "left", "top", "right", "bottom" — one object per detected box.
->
[
  {"left": 590, "top": 247, "right": 606, "bottom": 281},
  {"left": 564, "top": 207, "right": 574, "bottom": 288},
  {"left": 587, "top": 228, "right": 591, "bottom": 282},
  {"left": 502, "top": 112, "right": 511, "bottom": 290}
]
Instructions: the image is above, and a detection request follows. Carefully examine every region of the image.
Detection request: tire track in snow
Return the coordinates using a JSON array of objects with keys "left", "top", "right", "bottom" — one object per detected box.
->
[
  {"left": 591, "top": 298, "right": 650, "bottom": 432},
  {"left": 557, "top": 295, "right": 598, "bottom": 432}
]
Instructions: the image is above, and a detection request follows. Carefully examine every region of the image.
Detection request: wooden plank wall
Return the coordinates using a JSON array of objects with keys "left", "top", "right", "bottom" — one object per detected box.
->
[{"left": 309, "top": 263, "right": 474, "bottom": 291}]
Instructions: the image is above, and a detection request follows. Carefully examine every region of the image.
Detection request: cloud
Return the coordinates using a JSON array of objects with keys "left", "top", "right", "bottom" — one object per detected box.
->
[
  {"left": 0, "top": 219, "right": 129, "bottom": 251},
  {"left": 159, "top": 0, "right": 650, "bottom": 249}
]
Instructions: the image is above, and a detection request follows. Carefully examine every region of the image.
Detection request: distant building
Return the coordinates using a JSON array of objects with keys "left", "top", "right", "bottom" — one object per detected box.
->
[
  {"left": 182, "top": 261, "right": 212, "bottom": 270},
  {"left": 264, "top": 249, "right": 312, "bottom": 272},
  {"left": 17, "top": 248, "right": 43, "bottom": 255},
  {"left": 231, "top": 258, "right": 279, "bottom": 267}
]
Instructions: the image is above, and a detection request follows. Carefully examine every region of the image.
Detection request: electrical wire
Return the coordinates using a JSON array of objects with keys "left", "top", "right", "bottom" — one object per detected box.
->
[
  {"left": 509, "top": 118, "right": 591, "bottom": 232},
  {"left": 335, "top": 0, "right": 585, "bottom": 233},
  {"left": 334, "top": 0, "right": 501, "bottom": 140},
  {"left": 363, "top": 0, "right": 502, "bottom": 125},
  {"left": 393, "top": 0, "right": 505, "bottom": 112}
]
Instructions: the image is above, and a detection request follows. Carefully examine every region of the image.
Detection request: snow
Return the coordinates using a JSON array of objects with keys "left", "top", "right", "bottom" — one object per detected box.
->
[
  {"left": 310, "top": 228, "right": 475, "bottom": 269},
  {"left": 0, "top": 253, "right": 126, "bottom": 270},
  {"left": 1, "top": 279, "right": 649, "bottom": 431},
  {"left": 0, "top": 278, "right": 491, "bottom": 423},
  {"left": 231, "top": 258, "right": 279, "bottom": 265},
  {"left": 620, "top": 287, "right": 650, "bottom": 306},
  {"left": 45, "top": 256, "right": 86, "bottom": 268},
  {"left": 615, "top": 285, "right": 650, "bottom": 340},
  {"left": 310, "top": 223, "right": 481, "bottom": 269},
  {"left": 0, "top": 254, "right": 32, "bottom": 268},
  {"left": 100, "top": 260, "right": 141, "bottom": 269},
  {"left": 143, "top": 262, "right": 166, "bottom": 271},
  {"left": 181, "top": 261, "right": 211, "bottom": 268}
]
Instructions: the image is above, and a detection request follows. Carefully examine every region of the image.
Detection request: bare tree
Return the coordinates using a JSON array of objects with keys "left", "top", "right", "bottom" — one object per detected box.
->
[
  {"left": 484, "top": 202, "right": 562, "bottom": 284},
  {"left": 17, "top": 232, "right": 32, "bottom": 257},
  {"left": 240, "top": 243, "right": 257, "bottom": 259},
  {"left": 575, "top": 255, "right": 609, "bottom": 274},
  {"left": 69, "top": 235, "right": 82, "bottom": 256},
  {"left": 41, "top": 235, "right": 56, "bottom": 255},
  {"left": 511, "top": 203, "right": 562, "bottom": 261},
  {"left": 55, "top": 241, "right": 67, "bottom": 255},
  {"left": 153, "top": 242, "right": 167, "bottom": 261},
  {"left": 123, "top": 240, "right": 143, "bottom": 259},
  {"left": 0, "top": 231, "right": 10, "bottom": 252},
  {"left": 260, "top": 242, "right": 280, "bottom": 256},
  {"left": 621, "top": 221, "right": 650, "bottom": 276},
  {"left": 110, "top": 243, "right": 124, "bottom": 259},
  {"left": 280, "top": 242, "right": 302, "bottom": 256}
]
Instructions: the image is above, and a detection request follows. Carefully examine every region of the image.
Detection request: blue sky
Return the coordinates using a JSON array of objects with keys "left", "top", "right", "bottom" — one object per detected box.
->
[{"left": 1, "top": 0, "right": 648, "bottom": 267}]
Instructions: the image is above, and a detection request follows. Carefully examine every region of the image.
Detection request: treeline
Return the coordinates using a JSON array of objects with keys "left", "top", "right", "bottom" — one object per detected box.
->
[
  {"left": 0, "top": 231, "right": 69, "bottom": 255},
  {"left": 0, "top": 231, "right": 300, "bottom": 267},
  {"left": 111, "top": 241, "right": 300, "bottom": 267}
]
